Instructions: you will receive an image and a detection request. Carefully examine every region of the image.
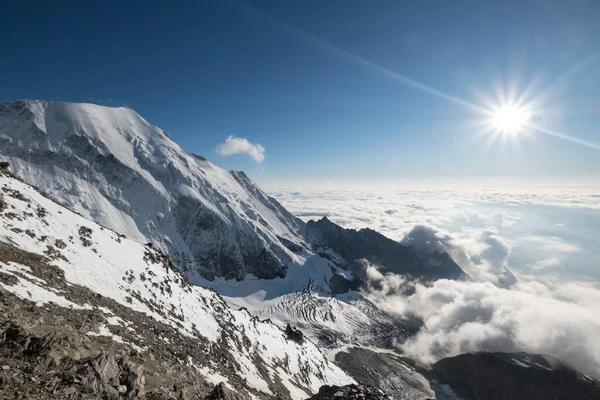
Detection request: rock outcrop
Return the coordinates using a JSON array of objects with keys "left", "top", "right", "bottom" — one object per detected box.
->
[
  {"left": 307, "top": 384, "right": 392, "bottom": 400},
  {"left": 429, "top": 352, "right": 600, "bottom": 400}
]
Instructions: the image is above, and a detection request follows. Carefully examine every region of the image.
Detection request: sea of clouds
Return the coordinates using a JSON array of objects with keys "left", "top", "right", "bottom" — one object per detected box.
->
[
  {"left": 270, "top": 183, "right": 600, "bottom": 280},
  {"left": 269, "top": 183, "right": 600, "bottom": 379}
]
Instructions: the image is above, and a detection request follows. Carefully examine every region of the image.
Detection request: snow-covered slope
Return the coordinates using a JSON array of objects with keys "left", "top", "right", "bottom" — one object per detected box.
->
[
  {"left": 0, "top": 100, "right": 305, "bottom": 280},
  {"left": 0, "top": 169, "right": 353, "bottom": 398}
]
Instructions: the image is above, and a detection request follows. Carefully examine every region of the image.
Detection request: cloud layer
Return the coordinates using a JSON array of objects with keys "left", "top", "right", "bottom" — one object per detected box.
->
[
  {"left": 216, "top": 136, "right": 265, "bottom": 163},
  {"left": 401, "top": 224, "right": 512, "bottom": 283},
  {"left": 269, "top": 185, "right": 599, "bottom": 280},
  {"left": 269, "top": 186, "right": 600, "bottom": 241},
  {"left": 362, "top": 268, "right": 600, "bottom": 380}
]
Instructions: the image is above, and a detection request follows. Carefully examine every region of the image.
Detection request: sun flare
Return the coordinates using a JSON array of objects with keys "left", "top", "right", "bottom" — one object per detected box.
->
[{"left": 490, "top": 106, "right": 531, "bottom": 134}]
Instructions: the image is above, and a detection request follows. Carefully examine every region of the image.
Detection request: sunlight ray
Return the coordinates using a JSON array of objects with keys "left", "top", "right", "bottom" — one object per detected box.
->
[
  {"left": 525, "top": 123, "right": 600, "bottom": 151},
  {"left": 243, "top": 1, "right": 600, "bottom": 152}
]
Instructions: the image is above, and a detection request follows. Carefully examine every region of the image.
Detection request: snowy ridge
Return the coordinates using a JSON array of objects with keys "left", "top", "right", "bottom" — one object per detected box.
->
[
  {"left": 0, "top": 100, "right": 305, "bottom": 280},
  {"left": 0, "top": 171, "right": 353, "bottom": 398}
]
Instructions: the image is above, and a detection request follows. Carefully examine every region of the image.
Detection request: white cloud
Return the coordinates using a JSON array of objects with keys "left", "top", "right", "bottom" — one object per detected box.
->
[
  {"left": 361, "top": 261, "right": 412, "bottom": 316},
  {"left": 216, "top": 135, "right": 265, "bottom": 163},
  {"left": 267, "top": 183, "right": 600, "bottom": 216},
  {"left": 531, "top": 257, "right": 562, "bottom": 270},
  {"left": 362, "top": 271, "right": 600, "bottom": 380},
  {"left": 268, "top": 185, "right": 600, "bottom": 280},
  {"left": 521, "top": 235, "right": 581, "bottom": 253},
  {"left": 400, "top": 224, "right": 511, "bottom": 282},
  {"left": 492, "top": 212, "right": 521, "bottom": 227}
]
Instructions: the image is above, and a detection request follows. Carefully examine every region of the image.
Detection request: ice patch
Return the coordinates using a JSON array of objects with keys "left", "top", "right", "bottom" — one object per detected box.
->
[{"left": 512, "top": 358, "right": 531, "bottom": 368}]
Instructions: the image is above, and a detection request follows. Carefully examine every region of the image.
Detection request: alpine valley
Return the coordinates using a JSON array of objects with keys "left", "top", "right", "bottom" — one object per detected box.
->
[{"left": 1, "top": 100, "right": 598, "bottom": 399}]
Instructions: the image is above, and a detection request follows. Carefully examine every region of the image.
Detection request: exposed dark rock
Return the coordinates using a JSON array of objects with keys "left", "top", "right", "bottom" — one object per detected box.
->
[
  {"left": 35, "top": 205, "right": 48, "bottom": 219},
  {"left": 334, "top": 347, "right": 435, "bottom": 400},
  {"left": 307, "top": 384, "right": 392, "bottom": 400},
  {"left": 172, "top": 195, "right": 288, "bottom": 281},
  {"left": 0, "top": 323, "right": 154, "bottom": 399},
  {"left": 1, "top": 187, "right": 29, "bottom": 203},
  {"left": 43, "top": 244, "right": 69, "bottom": 262},
  {"left": 305, "top": 217, "right": 466, "bottom": 282},
  {"left": 206, "top": 382, "right": 249, "bottom": 400},
  {"left": 285, "top": 323, "right": 304, "bottom": 344},
  {"left": 328, "top": 272, "right": 362, "bottom": 295},
  {"left": 0, "top": 271, "right": 18, "bottom": 286},
  {"left": 78, "top": 225, "right": 93, "bottom": 247},
  {"left": 278, "top": 235, "right": 304, "bottom": 253},
  {"left": 429, "top": 352, "right": 600, "bottom": 400}
]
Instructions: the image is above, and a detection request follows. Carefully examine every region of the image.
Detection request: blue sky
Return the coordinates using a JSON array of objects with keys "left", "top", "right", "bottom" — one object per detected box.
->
[{"left": 1, "top": 0, "right": 600, "bottom": 183}]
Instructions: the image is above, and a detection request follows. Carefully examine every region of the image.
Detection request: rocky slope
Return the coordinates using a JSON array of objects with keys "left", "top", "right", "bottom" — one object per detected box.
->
[
  {"left": 308, "top": 383, "right": 393, "bottom": 400},
  {"left": 330, "top": 347, "right": 600, "bottom": 400},
  {"left": 0, "top": 169, "right": 352, "bottom": 399},
  {"left": 333, "top": 347, "right": 436, "bottom": 400}
]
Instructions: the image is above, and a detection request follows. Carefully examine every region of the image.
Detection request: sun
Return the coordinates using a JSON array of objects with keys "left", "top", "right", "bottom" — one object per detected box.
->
[{"left": 489, "top": 105, "right": 531, "bottom": 135}]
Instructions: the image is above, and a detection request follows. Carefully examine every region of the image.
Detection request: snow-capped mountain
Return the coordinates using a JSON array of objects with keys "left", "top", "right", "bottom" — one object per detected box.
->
[
  {"left": 0, "top": 100, "right": 305, "bottom": 281},
  {"left": 0, "top": 100, "right": 465, "bottom": 287},
  {"left": 0, "top": 168, "right": 352, "bottom": 398}
]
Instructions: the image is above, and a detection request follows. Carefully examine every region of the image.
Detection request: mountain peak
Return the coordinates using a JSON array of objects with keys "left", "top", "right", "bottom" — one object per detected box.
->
[{"left": 0, "top": 100, "right": 305, "bottom": 280}]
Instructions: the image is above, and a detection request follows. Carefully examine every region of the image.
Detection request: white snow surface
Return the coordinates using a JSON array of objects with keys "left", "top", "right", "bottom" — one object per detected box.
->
[
  {"left": 0, "top": 261, "right": 90, "bottom": 309},
  {"left": 0, "top": 172, "right": 353, "bottom": 398},
  {"left": 511, "top": 358, "right": 531, "bottom": 368}
]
